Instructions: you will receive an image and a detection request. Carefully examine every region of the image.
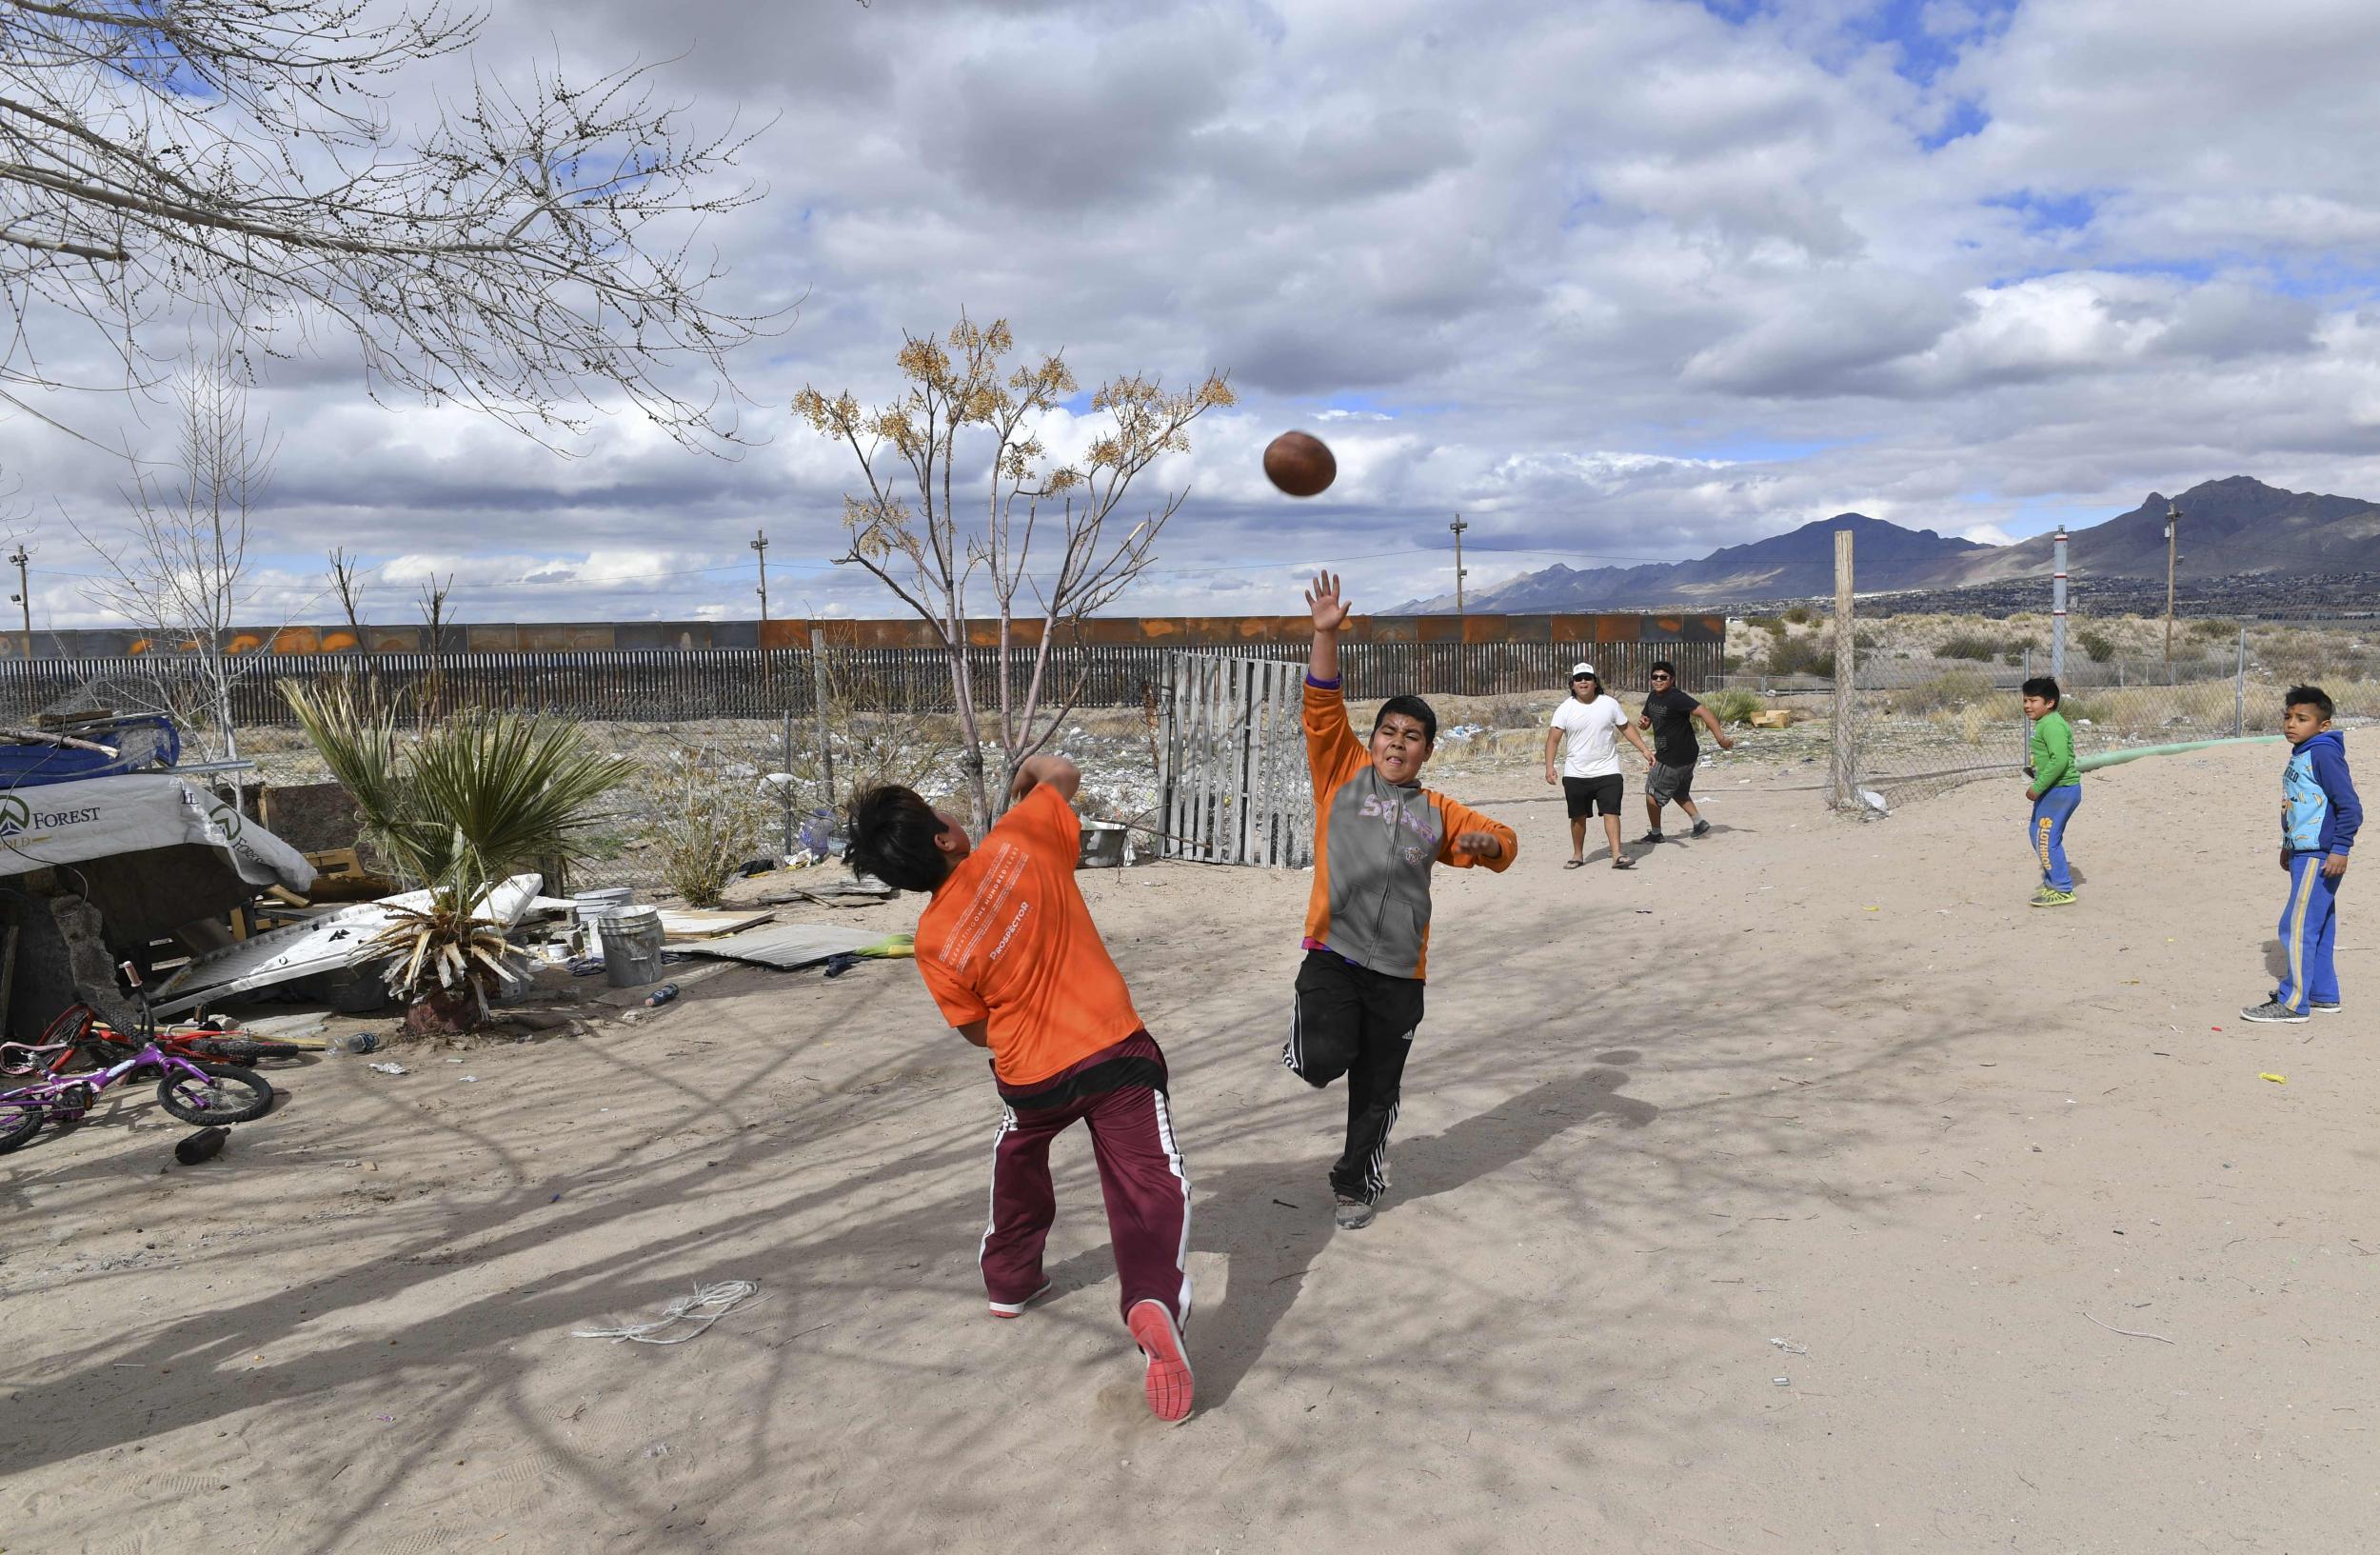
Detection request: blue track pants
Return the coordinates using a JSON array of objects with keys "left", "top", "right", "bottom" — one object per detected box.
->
[
  {"left": 2030, "top": 786, "right": 2080, "bottom": 892},
  {"left": 2274, "top": 853, "right": 2341, "bottom": 1013}
]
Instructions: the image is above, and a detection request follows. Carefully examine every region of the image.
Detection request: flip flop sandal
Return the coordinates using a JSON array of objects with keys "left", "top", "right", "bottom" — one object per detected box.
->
[{"left": 1563, "top": 859, "right": 1587, "bottom": 869}]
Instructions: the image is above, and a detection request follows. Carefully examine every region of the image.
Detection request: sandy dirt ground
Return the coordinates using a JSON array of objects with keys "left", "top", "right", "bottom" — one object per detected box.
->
[{"left": 3, "top": 739, "right": 2373, "bottom": 1555}]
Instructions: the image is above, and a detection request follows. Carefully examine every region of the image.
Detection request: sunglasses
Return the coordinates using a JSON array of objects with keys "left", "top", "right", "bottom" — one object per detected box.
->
[{"left": 1650, "top": 672, "right": 1673, "bottom": 681}]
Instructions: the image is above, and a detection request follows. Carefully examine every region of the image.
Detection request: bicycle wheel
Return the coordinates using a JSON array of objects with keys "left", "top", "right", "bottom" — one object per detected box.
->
[
  {"left": 155, "top": 1066, "right": 274, "bottom": 1125},
  {"left": 0, "top": 1093, "right": 47, "bottom": 1153}
]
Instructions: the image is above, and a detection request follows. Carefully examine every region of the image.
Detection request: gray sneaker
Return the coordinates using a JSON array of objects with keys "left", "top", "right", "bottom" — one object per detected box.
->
[
  {"left": 1333, "top": 1195, "right": 1377, "bottom": 1230},
  {"left": 1690, "top": 819, "right": 1712, "bottom": 838},
  {"left": 2312, "top": 1001, "right": 2342, "bottom": 1014},
  {"left": 2239, "top": 1000, "right": 2309, "bottom": 1024}
]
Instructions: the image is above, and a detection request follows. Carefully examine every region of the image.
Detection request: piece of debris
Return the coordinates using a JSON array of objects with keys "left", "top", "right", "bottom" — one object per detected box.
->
[{"left": 367, "top": 1061, "right": 408, "bottom": 1076}]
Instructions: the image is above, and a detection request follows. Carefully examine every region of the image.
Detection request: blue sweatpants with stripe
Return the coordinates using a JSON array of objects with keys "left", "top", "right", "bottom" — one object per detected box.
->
[
  {"left": 2274, "top": 852, "right": 2341, "bottom": 1012},
  {"left": 2030, "top": 785, "right": 2080, "bottom": 892}
]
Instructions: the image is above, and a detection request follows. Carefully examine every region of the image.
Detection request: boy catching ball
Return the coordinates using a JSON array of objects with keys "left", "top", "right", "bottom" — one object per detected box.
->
[{"left": 845, "top": 758, "right": 1196, "bottom": 1423}]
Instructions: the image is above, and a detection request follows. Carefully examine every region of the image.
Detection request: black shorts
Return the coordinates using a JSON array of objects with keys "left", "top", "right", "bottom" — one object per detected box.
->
[{"left": 1562, "top": 774, "right": 1625, "bottom": 818}]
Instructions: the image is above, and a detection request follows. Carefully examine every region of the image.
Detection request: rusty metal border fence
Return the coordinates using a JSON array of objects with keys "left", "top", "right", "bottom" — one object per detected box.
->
[{"left": 0, "top": 638, "right": 1725, "bottom": 726}]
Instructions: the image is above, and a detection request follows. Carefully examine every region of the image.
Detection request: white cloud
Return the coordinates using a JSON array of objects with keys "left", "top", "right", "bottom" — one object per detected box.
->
[{"left": 9, "top": 0, "right": 2380, "bottom": 626}]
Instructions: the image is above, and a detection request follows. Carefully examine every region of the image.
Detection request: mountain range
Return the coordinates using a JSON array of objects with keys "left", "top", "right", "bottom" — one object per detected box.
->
[{"left": 1395, "top": 476, "right": 2380, "bottom": 612}]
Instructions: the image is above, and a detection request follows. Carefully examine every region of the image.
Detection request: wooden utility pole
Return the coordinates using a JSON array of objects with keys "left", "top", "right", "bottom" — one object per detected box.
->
[
  {"left": 1829, "top": 528, "right": 1856, "bottom": 808},
  {"left": 1449, "top": 514, "right": 1468, "bottom": 611},
  {"left": 7, "top": 545, "right": 29, "bottom": 658},
  {"left": 750, "top": 528, "right": 771, "bottom": 623},
  {"left": 1449, "top": 514, "right": 1469, "bottom": 695},
  {"left": 2163, "top": 502, "right": 2179, "bottom": 673}
]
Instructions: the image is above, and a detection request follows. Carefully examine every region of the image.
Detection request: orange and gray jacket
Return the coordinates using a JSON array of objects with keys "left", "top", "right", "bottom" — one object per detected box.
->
[{"left": 1301, "top": 676, "right": 1517, "bottom": 981}]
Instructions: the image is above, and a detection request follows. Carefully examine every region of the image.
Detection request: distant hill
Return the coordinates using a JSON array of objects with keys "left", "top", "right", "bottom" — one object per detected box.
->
[
  {"left": 1398, "top": 476, "right": 2380, "bottom": 612},
  {"left": 1398, "top": 513, "right": 1985, "bottom": 612},
  {"left": 1945, "top": 475, "right": 2380, "bottom": 585}
]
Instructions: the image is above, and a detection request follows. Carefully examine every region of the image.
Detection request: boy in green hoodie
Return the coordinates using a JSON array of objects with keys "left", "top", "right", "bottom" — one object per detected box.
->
[{"left": 2022, "top": 675, "right": 2080, "bottom": 907}]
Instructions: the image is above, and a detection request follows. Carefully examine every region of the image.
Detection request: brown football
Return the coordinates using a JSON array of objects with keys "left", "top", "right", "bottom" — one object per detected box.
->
[{"left": 1262, "top": 430, "right": 1337, "bottom": 498}]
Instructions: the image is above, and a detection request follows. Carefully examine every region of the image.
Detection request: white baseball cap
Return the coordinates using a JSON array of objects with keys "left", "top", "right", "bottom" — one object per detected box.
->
[{"left": 1569, "top": 662, "right": 1597, "bottom": 679}]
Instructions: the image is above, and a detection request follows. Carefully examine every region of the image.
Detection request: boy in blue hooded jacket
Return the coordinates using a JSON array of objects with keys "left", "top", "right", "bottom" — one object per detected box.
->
[{"left": 2241, "top": 686, "right": 2360, "bottom": 1023}]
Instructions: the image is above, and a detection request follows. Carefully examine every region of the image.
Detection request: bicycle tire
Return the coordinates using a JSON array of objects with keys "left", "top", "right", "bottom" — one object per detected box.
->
[
  {"left": 0, "top": 1095, "right": 44, "bottom": 1153},
  {"left": 155, "top": 1066, "right": 274, "bottom": 1125}
]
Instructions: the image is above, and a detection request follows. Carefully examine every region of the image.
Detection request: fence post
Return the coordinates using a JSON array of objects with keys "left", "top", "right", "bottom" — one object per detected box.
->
[
  {"left": 809, "top": 628, "right": 835, "bottom": 815},
  {"left": 1828, "top": 528, "right": 1855, "bottom": 808},
  {"left": 2234, "top": 625, "right": 2247, "bottom": 737},
  {"left": 2021, "top": 648, "right": 2033, "bottom": 766},
  {"left": 781, "top": 711, "right": 797, "bottom": 860}
]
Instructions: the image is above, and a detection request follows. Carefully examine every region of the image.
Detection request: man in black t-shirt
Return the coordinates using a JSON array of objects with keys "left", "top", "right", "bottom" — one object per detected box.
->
[{"left": 1637, "top": 661, "right": 1734, "bottom": 844}]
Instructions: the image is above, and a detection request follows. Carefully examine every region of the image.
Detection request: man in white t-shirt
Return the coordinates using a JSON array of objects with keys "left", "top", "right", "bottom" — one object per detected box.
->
[{"left": 1543, "top": 663, "right": 1656, "bottom": 870}]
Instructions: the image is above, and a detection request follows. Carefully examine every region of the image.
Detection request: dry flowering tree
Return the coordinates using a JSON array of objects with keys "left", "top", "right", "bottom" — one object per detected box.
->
[
  {"left": 0, "top": 0, "right": 775, "bottom": 448},
  {"left": 795, "top": 315, "right": 1234, "bottom": 827}
]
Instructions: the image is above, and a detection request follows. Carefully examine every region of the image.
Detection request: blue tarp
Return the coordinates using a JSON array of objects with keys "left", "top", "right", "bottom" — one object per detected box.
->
[{"left": 0, "top": 716, "right": 181, "bottom": 788}]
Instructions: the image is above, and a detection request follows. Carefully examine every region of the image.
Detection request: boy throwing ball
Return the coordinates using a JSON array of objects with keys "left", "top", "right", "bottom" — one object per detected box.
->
[
  {"left": 1286, "top": 572, "right": 1517, "bottom": 1230},
  {"left": 845, "top": 758, "right": 1196, "bottom": 1423}
]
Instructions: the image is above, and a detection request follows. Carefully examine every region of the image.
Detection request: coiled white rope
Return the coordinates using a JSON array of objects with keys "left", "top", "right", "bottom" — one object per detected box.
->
[{"left": 572, "top": 1280, "right": 762, "bottom": 1345}]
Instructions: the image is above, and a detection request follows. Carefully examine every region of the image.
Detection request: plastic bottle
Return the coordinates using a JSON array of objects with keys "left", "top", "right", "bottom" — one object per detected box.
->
[{"left": 644, "top": 984, "right": 680, "bottom": 1007}]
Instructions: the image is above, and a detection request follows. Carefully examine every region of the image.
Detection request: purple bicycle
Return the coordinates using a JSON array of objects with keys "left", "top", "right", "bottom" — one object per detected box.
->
[{"left": 0, "top": 964, "right": 275, "bottom": 1154}]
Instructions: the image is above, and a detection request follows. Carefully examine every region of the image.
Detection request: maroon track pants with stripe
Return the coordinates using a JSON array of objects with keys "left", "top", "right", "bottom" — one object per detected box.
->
[{"left": 982, "top": 1032, "right": 1193, "bottom": 1327}]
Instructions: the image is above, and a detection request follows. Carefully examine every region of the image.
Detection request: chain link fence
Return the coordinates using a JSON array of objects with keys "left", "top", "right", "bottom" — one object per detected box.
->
[
  {"left": 4, "top": 635, "right": 1717, "bottom": 891},
  {"left": 1728, "top": 602, "right": 2379, "bottom": 807}
]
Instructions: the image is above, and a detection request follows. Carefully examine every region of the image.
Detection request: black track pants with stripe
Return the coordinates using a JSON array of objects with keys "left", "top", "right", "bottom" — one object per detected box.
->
[{"left": 1283, "top": 948, "right": 1423, "bottom": 1204}]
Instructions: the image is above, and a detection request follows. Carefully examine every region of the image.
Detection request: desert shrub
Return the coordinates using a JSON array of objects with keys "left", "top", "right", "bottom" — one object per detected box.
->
[
  {"left": 2078, "top": 630, "right": 2114, "bottom": 663},
  {"left": 1767, "top": 635, "right": 1834, "bottom": 676},
  {"left": 1891, "top": 671, "right": 1993, "bottom": 715},
  {"left": 1748, "top": 615, "right": 1788, "bottom": 638},
  {"left": 1705, "top": 688, "right": 1764, "bottom": 725},
  {"left": 1782, "top": 605, "right": 1814, "bottom": 626},
  {"left": 1938, "top": 633, "right": 1999, "bottom": 661},
  {"left": 2191, "top": 617, "right": 2235, "bottom": 639},
  {"left": 2001, "top": 649, "right": 2027, "bottom": 666},
  {"left": 642, "top": 747, "right": 779, "bottom": 907}
]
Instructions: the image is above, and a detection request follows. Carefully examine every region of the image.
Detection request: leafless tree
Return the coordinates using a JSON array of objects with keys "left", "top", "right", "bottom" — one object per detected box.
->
[
  {"left": 416, "top": 569, "right": 452, "bottom": 716},
  {"left": 417, "top": 572, "right": 454, "bottom": 657},
  {"left": 327, "top": 547, "right": 368, "bottom": 648},
  {"left": 796, "top": 314, "right": 1234, "bottom": 827},
  {"left": 327, "top": 544, "right": 380, "bottom": 704},
  {"left": 69, "top": 359, "right": 283, "bottom": 761},
  {"left": 0, "top": 0, "right": 779, "bottom": 449}
]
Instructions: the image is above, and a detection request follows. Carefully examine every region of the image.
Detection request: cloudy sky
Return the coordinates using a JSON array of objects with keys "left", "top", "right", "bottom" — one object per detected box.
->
[{"left": 10, "top": 0, "right": 2380, "bottom": 628}]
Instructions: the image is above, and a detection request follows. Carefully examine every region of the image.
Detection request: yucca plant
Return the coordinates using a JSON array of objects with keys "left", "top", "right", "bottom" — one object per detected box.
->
[
  {"left": 363, "top": 864, "right": 535, "bottom": 1036},
  {"left": 282, "top": 682, "right": 637, "bottom": 1033}
]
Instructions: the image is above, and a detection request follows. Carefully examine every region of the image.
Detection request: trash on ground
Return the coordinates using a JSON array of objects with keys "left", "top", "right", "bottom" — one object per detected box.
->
[
  {"left": 367, "top": 1061, "right": 408, "bottom": 1075},
  {"left": 679, "top": 924, "right": 914, "bottom": 972},
  {"left": 174, "top": 1126, "right": 229, "bottom": 1166},
  {"left": 644, "top": 983, "right": 681, "bottom": 1007},
  {"left": 574, "top": 1279, "right": 763, "bottom": 1345},
  {"left": 2260, "top": 1072, "right": 2287, "bottom": 1084}
]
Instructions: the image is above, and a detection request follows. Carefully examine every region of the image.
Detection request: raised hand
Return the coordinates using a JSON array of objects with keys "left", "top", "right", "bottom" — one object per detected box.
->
[
  {"left": 1305, "top": 570, "right": 1352, "bottom": 632},
  {"left": 1455, "top": 830, "right": 1503, "bottom": 859}
]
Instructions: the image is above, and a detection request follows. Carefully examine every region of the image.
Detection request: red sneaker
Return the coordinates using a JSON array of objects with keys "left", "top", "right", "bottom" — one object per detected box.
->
[
  {"left": 987, "top": 1279, "right": 1052, "bottom": 1319},
  {"left": 1126, "top": 1299, "right": 1194, "bottom": 1424}
]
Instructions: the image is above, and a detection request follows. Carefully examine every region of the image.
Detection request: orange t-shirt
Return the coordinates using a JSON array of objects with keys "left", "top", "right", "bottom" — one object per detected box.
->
[{"left": 914, "top": 785, "right": 1144, "bottom": 1087}]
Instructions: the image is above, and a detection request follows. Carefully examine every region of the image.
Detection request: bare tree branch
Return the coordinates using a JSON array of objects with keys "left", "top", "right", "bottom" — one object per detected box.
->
[
  {"left": 66, "top": 354, "right": 296, "bottom": 760},
  {"left": 0, "top": 0, "right": 785, "bottom": 450}
]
